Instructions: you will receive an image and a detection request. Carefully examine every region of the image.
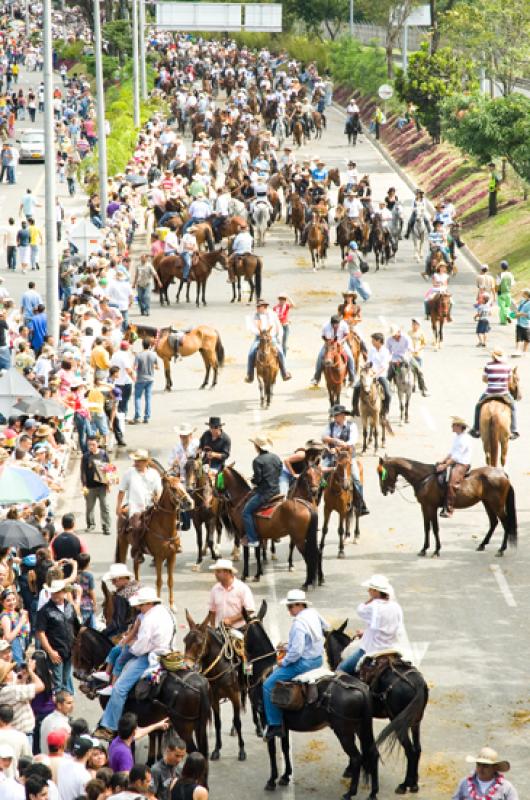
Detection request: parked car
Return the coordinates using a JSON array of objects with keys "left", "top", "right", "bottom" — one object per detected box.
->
[{"left": 18, "top": 129, "right": 45, "bottom": 162}]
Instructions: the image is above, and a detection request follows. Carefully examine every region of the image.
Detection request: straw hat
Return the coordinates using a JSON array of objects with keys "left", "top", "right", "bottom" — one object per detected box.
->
[
  {"left": 280, "top": 589, "right": 311, "bottom": 606},
  {"left": 35, "top": 425, "right": 52, "bottom": 438},
  {"left": 491, "top": 348, "right": 507, "bottom": 363},
  {"left": 249, "top": 434, "right": 273, "bottom": 452},
  {"left": 130, "top": 449, "right": 150, "bottom": 461},
  {"left": 103, "top": 563, "right": 134, "bottom": 583},
  {"left": 129, "top": 586, "right": 161, "bottom": 606},
  {"left": 0, "top": 449, "right": 10, "bottom": 463},
  {"left": 174, "top": 423, "right": 195, "bottom": 436},
  {"left": 0, "top": 661, "right": 15, "bottom": 685},
  {"left": 465, "top": 747, "right": 510, "bottom": 772},
  {"left": 209, "top": 558, "right": 237, "bottom": 574},
  {"left": 49, "top": 579, "right": 67, "bottom": 593},
  {"left": 450, "top": 416, "right": 468, "bottom": 428}
]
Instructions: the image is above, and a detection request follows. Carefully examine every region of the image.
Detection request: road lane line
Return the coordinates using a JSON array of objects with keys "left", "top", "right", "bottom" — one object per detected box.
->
[{"left": 490, "top": 564, "right": 517, "bottom": 607}]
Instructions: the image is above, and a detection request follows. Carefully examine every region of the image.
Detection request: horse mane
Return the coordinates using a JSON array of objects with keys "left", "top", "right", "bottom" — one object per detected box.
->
[
  {"left": 388, "top": 456, "right": 434, "bottom": 476},
  {"left": 225, "top": 466, "right": 251, "bottom": 493}
]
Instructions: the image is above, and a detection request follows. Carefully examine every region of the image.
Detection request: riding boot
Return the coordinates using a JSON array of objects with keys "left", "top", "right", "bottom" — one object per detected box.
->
[
  {"left": 351, "top": 385, "right": 360, "bottom": 417},
  {"left": 129, "top": 515, "right": 145, "bottom": 563},
  {"left": 352, "top": 480, "right": 369, "bottom": 516}
]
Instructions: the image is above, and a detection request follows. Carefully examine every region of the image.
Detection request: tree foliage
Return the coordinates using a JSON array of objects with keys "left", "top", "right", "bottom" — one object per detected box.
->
[
  {"left": 440, "top": 0, "right": 530, "bottom": 95},
  {"left": 442, "top": 93, "right": 530, "bottom": 182},
  {"left": 394, "top": 42, "right": 477, "bottom": 142},
  {"left": 286, "top": 0, "right": 350, "bottom": 39},
  {"left": 355, "top": 0, "right": 418, "bottom": 77},
  {"left": 329, "top": 38, "right": 387, "bottom": 97},
  {"left": 103, "top": 19, "right": 133, "bottom": 61}
]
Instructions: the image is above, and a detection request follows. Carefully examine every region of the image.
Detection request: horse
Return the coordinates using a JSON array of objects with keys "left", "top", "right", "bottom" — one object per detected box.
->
[
  {"left": 184, "top": 454, "right": 221, "bottom": 569},
  {"left": 326, "top": 623, "right": 429, "bottom": 796},
  {"left": 156, "top": 251, "right": 228, "bottom": 307},
  {"left": 323, "top": 340, "right": 347, "bottom": 407},
  {"left": 358, "top": 365, "right": 387, "bottom": 453},
  {"left": 335, "top": 208, "right": 361, "bottom": 261},
  {"left": 272, "top": 115, "right": 289, "bottom": 147},
  {"left": 286, "top": 461, "right": 324, "bottom": 572},
  {"left": 311, "top": 110, "right": 326, "bottom": 139},
  {"left": 292, "top": 119, "right": 304, "bottom": 147},
  {"left": 480, "top": 368, "right": 520, "bottom": 467},
  {"left": 411, "top": 215, "right": 426, "bottom": 261},
  {"left": 389, "top": 204, "right": 403, "bottom": 257},
  {"left": 252, "top": 202, "right": 271, "bottom": 247},
  {"left": 320, "top": 450, "right": 361, "bottom": 559},
  {"left": 307, "top": 220, "right": 327, "bottom": 271},
  {"left": 242, "top": 602, "right": 380, "bottom": 800},
  {"left": 428, "top": 291, "right": 451, "bottom": 349},
  {"left": 184, "top": 614, "right": 247, "bottom": 762},
  {"left": 229, "top": 254, "right": 263, "bottom": 303},
  {"left": 115, "top": 469, "right": 193, "bottom": 610},
  {"left": 377, "top": 456, "right": 518, "bottom": 556},
  {"left": 124, "top": 323, "right": 225, "bottom": 391},
  {"left": 256, "top": 332, "right": 279, "bottom": 408},
  {"left": 72, "top": 627, "right": 211, "bottom": 760},
  {"left": 289, "top": 193, "right": 306, "bottom": 243},
  {"left": 369, "top": 216, "right": 390, "bottom": 270},
  {"left": 345, "top": 113, "right": 361, "bottom": 145},
  {"left": 216, "top": 465, "right": 321, "bottom": 587},
  {"left": 392, "top": 360, "right": 413, "bottom": 424}
]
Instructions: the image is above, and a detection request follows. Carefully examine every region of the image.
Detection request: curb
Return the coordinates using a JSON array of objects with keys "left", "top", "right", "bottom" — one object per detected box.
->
[{"left": 332, "top": 102, "right": 483, "bottom": 275}]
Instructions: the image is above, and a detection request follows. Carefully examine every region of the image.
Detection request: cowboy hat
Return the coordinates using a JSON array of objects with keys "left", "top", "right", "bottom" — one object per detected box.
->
[
  {"left": 277, "top": 292, "right": 288, "bottom": 299},
  {"left": 280, "top": 589, "right": 311, "bottom": 606},
  {"left": 0, "top": 449, "right": 10, "bottom": 463},
  {"left": 49, "top": 579, "right": 67, "bottom": 593},
  {"left": 362, "top": 574, "right": 394, "bottom": 596},
  {"left": 330, "top": 404, "right": 349, "bottom": 416},
  {"left": 389, "top": 324, "right": 402, "bottom": 336},
  {"left": 35, "top": 425, "right": 52, "bottom": 438},
  {"left": 0, "top": 661, "right": 15, "bottom": 685},
  {"left": 465, "top": 747, "right": 510, "bottom": 772},
  {"left": 103, "top": 563, "right": 134, "bottom": 583},
  {"left": 491, "top": 348, "right": 507, "bottom": 362},
  {"left": 450, "top": 416, "right": 468, "bottom": 428},
  {"left": 304, "top": 439, "right": 325, "bottom": 450},
  {"left": 129, "top": 586, "right": 161, "bottom": 606},
  {"left": 174, "top": 423, "right": 195, "bottom": 436},
  {"left": 256, "top": 298, "right": 269, "bottom": 306},
  {"left": 249, "top": 434, "right": 273, "bottom": 452},
  {"left": 209, "top": 558, "right": 237, "bottom": 574},
  {"left": 130, "top": 448, "right": 150, "bottom": 461},
  {"left": 206, "top": 417, "right": 224, "bottom": 427},
  {"left": 343, "top": 290, "right": 357, "bottom": 297}
]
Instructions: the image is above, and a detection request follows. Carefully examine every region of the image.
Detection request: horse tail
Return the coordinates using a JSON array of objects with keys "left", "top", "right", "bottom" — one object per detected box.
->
[
  {"left": 376, "top": 674, "right": 428, "bottom": 756},
  {"left": 488, "top": 412, "right": 499, "bottom": 467},
  {"left": 322, "top": 113, "right": 327, "bottom": 128},
  {"left": 505, "top": 483, "right": 517, "bottom": 547},
  {"left": 359, "top": 685, "right": 379, "bottom": 783},
  {"left": 215, "top": 332, "right": 225, "bottom": 368},
  {"left": 304, "top": 507, "right": 319, "bottom": 586},
  {"left": 255, "top": 257, "right": 262, "bottom": 300}
]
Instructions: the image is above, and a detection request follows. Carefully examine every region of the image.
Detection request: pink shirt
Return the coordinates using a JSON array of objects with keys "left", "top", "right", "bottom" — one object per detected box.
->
[{"left": 208, "top": 578, "right": 255, "bottom": 629}]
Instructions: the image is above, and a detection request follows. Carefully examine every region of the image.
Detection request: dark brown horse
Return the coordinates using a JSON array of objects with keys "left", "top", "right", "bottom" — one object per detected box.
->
[
  {"left": 369, "top": 215, "right": 391, "bottom": 270},
  {"left": 256, "top": 332, "right": 279, "bottom": 408},
  {"left": 292, "top": 119, "right": 304, "bottom": 147},
  {"left": 243, "top": 602, "right": 380, "bottom": 799},
  {"left": 217, "top": 466, "right": 321, "bottom": 586},
  {"left": 428, "top": 291, "right": 451, "bottom": 348},
  {"left": 307, "top": 219, "right": 327, "bottom": 270},
  {"left": 124, "top": 323, "right": 225, "bottom": 390},
  {"left": 377, "top": 456, "right": 517, "bottom": 556},
  {"left": 326, "top": 623, "right": 429, "bottom": 796},
  {"left": 289, "top": 193, "right": 306, "bottom": 243},
  {"left": 184, "top": 454, "right": 221, "bottom": 568},
  {"left": 155, "top": 250, "right": 228, "bottom": 307},
  {"left": 286, "top": 461, "right": 324, "bottom": 572},
  {"left": 229, "top": 254, "right": 263, "bottom": 303},
  {"left": 184, "top": 613, "right": 247, "bottom": 762},
  {"left": 323, "top": 340, "right": 347, "bottom": 406},
  {"left": 321, "top": 450, "right": 361, "bottom": 558}
]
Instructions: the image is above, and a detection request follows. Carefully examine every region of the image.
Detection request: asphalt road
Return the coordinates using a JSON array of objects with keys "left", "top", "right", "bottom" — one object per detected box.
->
[{"left": 9, "top": 81, "right": 529, "bottom": 798}]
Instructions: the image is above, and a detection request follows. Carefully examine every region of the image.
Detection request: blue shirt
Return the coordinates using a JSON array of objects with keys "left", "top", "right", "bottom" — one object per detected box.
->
[
  {"left": 517, "top": 299, "right": 530, "bottom": 329},
  {"left": 283, "top": 608, "right": 327, "bottom": 666},
  {"left": 29, "top": 312, "right": 47, "bottom": 351},
  {"left": 311, "top": 167, "right": 328, "bottom": 182},
  {"left": 21, "top": 289, "right": 42, "bottom": 319}
]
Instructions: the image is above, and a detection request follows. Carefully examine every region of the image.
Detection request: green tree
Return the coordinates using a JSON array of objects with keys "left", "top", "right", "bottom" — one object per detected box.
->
[
  {"left": 355, "top": 0, "right": 419, "bottom": 77},
  {"left": 329, "top": 38, "right": 387, "bottom": 96},
  {"left": 103, "top": 19, "right": 133, "bottom": 62},
  {"left": 442, "top": 93, "right": 530, "bottom": 182},
  {"left": 441, "top": 0, "right": 530, "bottom": 95},
  {"left": 287, "top": 0, "right": 350, "bottom": 39},
  {"left": 394, "top": 42, "right": 477, "bottom": 142}
]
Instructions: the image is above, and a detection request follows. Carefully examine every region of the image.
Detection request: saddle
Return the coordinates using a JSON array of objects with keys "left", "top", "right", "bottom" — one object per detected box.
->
[
  {"left": 255, "top": 494, "right": 284, "bottom": 518},
  {"left": 479, "top": 393, "right": 512, "bottom": 408},
  {"left": 359, "top": 651, "right": 407, "bottom": 688},
  {"left": 272, "top": 668, "right": 334, "bottom": 710},
  {"left": 435, "top": 465, "right": 471, "bottom": 489}
]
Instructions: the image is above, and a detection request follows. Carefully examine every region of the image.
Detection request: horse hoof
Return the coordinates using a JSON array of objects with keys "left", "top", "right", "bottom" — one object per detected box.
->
[
  {"left": 211, "top": 751, "right": 220, "bottom": 761},
  {"left": 417, "top": 550, "right": 427, "bottom": 557},
  {"left": 265, "top": 782, "right": 276, "bottom": 792},
  {"left": 318, "top": 578, "right": 325, "bottom": 586},
  {"left": 338, "top": 550, "right": 345, "bottom": 559},
  {"left": 495, "top": 550, "right": 504, "bottom": 557},
  {"left": 342, "top": 766, "right": 352, "bottom": 779},
  {"left": 279, "top": 776, "right": 290, "bottom": 787},
  {"left": 395, "top": 785, "right": 407, "bottom": 795},
  {"left": 409, "top": 786, "right": 419, "bottom": 793},
  {"left": 271, "top": 554, "right": 277, "bottom": 561},
  {"left": 238, "top": 751, "right": 247, "bottom": 761},
  {"left": 432, "top": 551, "right": 440, "bottom": 558},
  {"left": 253, "top": 576, "right": 261, "bottom": 583},
  {"left": 476, "top": 544, "right": 486, "bottom": 552}
]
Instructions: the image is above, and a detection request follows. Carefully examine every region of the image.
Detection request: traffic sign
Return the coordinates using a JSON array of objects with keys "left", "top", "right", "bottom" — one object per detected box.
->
[{"left": 378, "top": 84, "right": 393, "bottom": 100}]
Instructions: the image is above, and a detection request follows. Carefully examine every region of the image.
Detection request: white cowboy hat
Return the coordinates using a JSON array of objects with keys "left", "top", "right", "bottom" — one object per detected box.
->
[
  {"left": 209, "top": 558, "right": 237, "bottom": 574},
  {"left": 49, "top": 579, "right": 67, "bottom": 593},
  {"left": 174, "top": 423, "right": 195, "bottom": 436},
  {"left": 465, "top": 747, "right": 510, "bottom": 772},
  {"left": 129, "top": 448, "right": 150, "bottom": 461},
  {"left": 103, "top": 564, "right": 134, "bottom": 583},
  {"left": 249, "top": 434, "right": 273, "bottom": 452},
  {"left": 361, "top": 574, "right": 394, "bottom": 596},
  {"left": 280, "top": 589, "right": 311, "bottom": 606},
  {"left": 491, "top": 348, "right": 507, "bottom": 362},
  {"left": 129, "top": 586, "right": 162, "bottom": 606},
  {"left": 389, "top": 324, "right": 402, "bottom": 336}
]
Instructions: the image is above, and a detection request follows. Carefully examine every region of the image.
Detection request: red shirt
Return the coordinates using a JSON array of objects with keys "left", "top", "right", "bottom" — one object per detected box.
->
[{"left": 273, "top": 302, "right": 292, "bottom": 325}]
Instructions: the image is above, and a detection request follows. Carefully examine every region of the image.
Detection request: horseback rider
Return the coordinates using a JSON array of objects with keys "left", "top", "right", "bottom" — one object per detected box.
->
[
  {"left": 310, "top": 314, "right": 356, "bottom": 387},
  {"left": 180, "top": 227, "right": 198, "bottom": 284},
  {"left": 227, "top": 220, "right": 253, "bottom": 285},
  {"left": 207, "top": 558, "right": 255, "bottom": 629},
  {"left": 404, "top": 189, "right": 431, "bottom": 239},
  {"left": 290, "top": 102, "right": 308, "bottom": 138},
  {"left": 338, "top": 574, "right": 403, "bottom": 674},
  {"left": 211, "top": 184, "right": 231, "bottom": 243},
  {"left": 424, "top": 263, "right": 452, "bottom": 319},
  {"left": 245, "top": 298, "right": 291, "bottom": 384},
  {"left": 94, "top": 586, "right": 174, "bottom": 741},
  {"left": 250, "top": 175, "right": 274, "bottom": 221},
  {"left": 116, "top": 449, "right": 162, "bottom": 563},
  {"left": 468, "top": 349, "right": 519, "bottom": 440},
  {"left": 169, "top": 423, "right": 200, "bottom": 480},
  {"left": 241, "top": 434, "right": 282, "bottom": 547},
  {"left": 279, "top": 439, "right": 324, "bottom": 496},
  {"left": 425, "top": 220, "right": 451, "bottom": 271},
  {"left": 352, "top": 333, "right": 392, "bottom": 417},
  {"left": 435, "top": 416, "right": 473, "bottom": 518},
  {"left": 299, "top": 207, "right": 329, "bottom": 248},
  {"left": 263, "top": 589, "right": 328, "bottom": 739},
  {"left": 338, "top": 290, "right": 362, "bottom": 325},
  {"left": 100, "top": 563, "right": 140, "bottom": 641},
  {"left": 322, "top": 404, "right": 369, "bottom": 516},
  {"left": 199, "top": 416, "right": 231, "bottom": 473},
  {"left": 386, "top": 325, "right": 428, "bottom": 397}
]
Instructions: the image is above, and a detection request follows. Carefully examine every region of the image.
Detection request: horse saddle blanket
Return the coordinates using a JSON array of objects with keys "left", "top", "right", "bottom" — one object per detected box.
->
[
  {"left": 271, "top": 677, "right": 325, "bottom": 711},
  {"left": 359, "top": 652, "right": 408, "bottom": 688},
  {"left": 480, "top": 393, "right": 512, "bottom": 408},
  {"left": 255, "top": 495, "right": 284, "bottom": 518},
  {"left": 436, "top": 465, "right": 471, "bottom": 489}
]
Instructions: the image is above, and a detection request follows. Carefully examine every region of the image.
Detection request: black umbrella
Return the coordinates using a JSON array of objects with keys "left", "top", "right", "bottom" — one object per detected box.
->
[
  {"left": 0, "top": 519, "right": 46, "bottom": 549},
  {"left": 13, "top": 397, "right": 66, "bottom": 419}
]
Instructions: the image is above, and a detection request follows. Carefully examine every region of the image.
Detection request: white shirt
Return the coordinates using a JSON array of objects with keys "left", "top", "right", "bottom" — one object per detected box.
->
[
  {"left": 215, "top": 193, "right": 231, "bottom": 216},
  {"left": 40, "top": 709, "right": 72, "bottom": 754},
  {"left": 107, "top": 279, "right": 133, "bottom": 311},
  {"left": 164, "top": 230, "right": 180, "bottom": 252},
  {"left": 344, "top": 197, "right": 362, "bottom": 218},
  {"left": 322, "top": 320, "right": 349, "bottom": 343},
  {"left": 449, "top": 431, "right": 472, "bottom": 465},
  {"left": 0, "top": 728, "right": 31, "bottom": 775},
  {"left": 57, "top": 759, "right": 91, "bottom": 800},
  {"left": 232, "top": 231, "right": 253, "bottom": 255},
  {"left": 386, "top": 333, "right": 412, "bottom": 362},
  {"left": 367, "top": 344, "right": 391, "bottom": 377},
  {"left": 357, "top": 598, "right": 403, "bottom": 656},
  {"left": 119, "top": 466, "right": 163, "bottom": 515},
  {"left": 0, "top": 778, "right": 24, "bottom": 800},
  {"left": 110, "top": 350, "right": 134, "bottom": 385},
  {"left": 130, "top": 602, "right": 174, "bottom": 656},
  {"left": 250, "top": 308, "right": 282, "bottom": 340},
  {"left": 168, "top": 437, "right": 200, "bottom": 474}
]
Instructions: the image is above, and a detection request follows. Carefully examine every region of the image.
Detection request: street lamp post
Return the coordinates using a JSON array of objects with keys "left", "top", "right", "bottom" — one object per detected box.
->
[
  {"left": 132, "top": 0, "right": 141, "bottom": 126},
  {"left": 43, "top": 0, "right": 59, "bottom": 342},
  {"left": 139, "top": 0, "right": 147, "bottom": 101},
  {"left": 349, "top": 0, "right": 354, "bottom": 37},
  {"left": 93, "top": 0, "right": 108, "bottom": 224}
]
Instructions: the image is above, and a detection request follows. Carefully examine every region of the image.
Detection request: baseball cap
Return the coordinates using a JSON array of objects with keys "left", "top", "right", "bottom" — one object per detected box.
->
[
  {"left": 72, "top": 736, "right": 97, "bottom": 757},
  {"left": 47, "top": 729, "right": 68, "bottom": 748}
]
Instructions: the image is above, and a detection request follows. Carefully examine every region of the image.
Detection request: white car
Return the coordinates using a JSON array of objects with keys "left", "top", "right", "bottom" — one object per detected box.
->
[{"left": 18, "top": 129, "right": 46, "bottom": 162}]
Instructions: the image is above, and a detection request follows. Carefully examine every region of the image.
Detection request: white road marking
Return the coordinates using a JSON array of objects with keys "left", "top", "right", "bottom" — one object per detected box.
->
[
  {"left": 420, "top": 405, "right": 437, "bottom": 432},
  {"left": 490, "top": 564, "right": 517, "bottom": 607},
  {"left": 396, "top": 624, "right": 430, "bottom": 667}
]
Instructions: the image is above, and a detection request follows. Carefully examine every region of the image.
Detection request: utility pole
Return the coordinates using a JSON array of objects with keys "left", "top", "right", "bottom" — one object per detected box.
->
[
  {"left": 93, "top": 0, "right": 108, "bottom": 224},
  {"left": 132, "top": 0, "right": 140, "bottom": 127},
  {"left": 43, "top": 0, "right": 59, "bottom": 342},
  {"left": 25, "top": 0, "right": 30, "bottom": 38},
  {"left": 349, "top": 0, "right": 354, "bottom": 37},
  {"left": 402, "top": 24, "right": 408, "bottom": 74},
  {"left": 139, "top": 0, "right": 147, "bottom": 100}
]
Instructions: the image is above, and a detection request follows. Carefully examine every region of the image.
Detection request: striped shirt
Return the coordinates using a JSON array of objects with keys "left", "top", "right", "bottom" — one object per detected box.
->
[{"left": 484, "top": 361, "right": 511, "bottom": 394}]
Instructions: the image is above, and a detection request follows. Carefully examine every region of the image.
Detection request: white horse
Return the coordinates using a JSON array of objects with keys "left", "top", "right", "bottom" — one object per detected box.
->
[
  {"left": 228, "top": 197, "right": 248, "bottom": 220},
  {"left": 411, "top": 214, "right": 427, "bottom": 261},
  {"left": 252, "top": 201, "right": 271, "bottom": 247}
]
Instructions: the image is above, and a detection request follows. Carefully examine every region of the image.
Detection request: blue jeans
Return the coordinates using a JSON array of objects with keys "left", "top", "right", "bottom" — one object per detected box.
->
[
  {"left": 281, "top": 323, "right": 289, "bottom": 355},
  {"left": 182, "top": 251, "right": 192, "bottom": 281},
  {"left": 106, "top": 644, "right": 134, "bottom": 677},
  {"left": 348, "top": 274, "right": 371, "bottom": 301},
  {"left": 242, "top": 492, "right": 268, "bottom": 545},
  {"left": 100, "top": 653, "right": 150, "bottom": 730},
  {"left": 279, "top": 467, "right": 294, "bottom": 496},
  {"left": 81, "top": 610, "right": 97, "bottom": 629},
  {"left": 91, "top": 412, "right": 109, "bottom": 436},
  {"left": 183, "top": 216, "right": 205, "bottom": 234},
  {"left": 0, "top": 346, "right": 11, "bottom": 370},
  {"left": 263, "top": 656, "right": 323, "bottom": 725},
  {"left": 117, "top": 382, "right": 132, "bottom": 415},
  {"left": 314, "top": 343, "right": 355, "bottom": 382},
  {"left": 11, "top": 635, "right": 27, "bottom": 665},
  {"left": 338, "top": 648, "right": 365, "bottom": 675},
  {"left": 247, "top": 338, "right": 287, "bottom": 380},
  {"left": 49, "top": 658, "right": 74, "bottom": 694},
  {"left": 7, "top": 165, "right": 15, "bottom": 184},
  {"left": 75, "top": 413, "right": 93, "bottom": 453},
  {"left": 137, "top": 285, "right": 151, "bottom": 315},
  {"left": 134, "top": 380, "right": 153, "bottom": 421}
]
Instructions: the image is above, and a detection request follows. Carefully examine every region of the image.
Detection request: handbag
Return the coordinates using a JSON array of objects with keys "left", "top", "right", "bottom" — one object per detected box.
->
[{"left": 360, "top": 258, "right": 369, "bottom": 274}]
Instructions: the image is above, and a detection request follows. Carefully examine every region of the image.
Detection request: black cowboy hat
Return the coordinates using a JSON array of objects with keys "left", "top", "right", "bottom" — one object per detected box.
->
[
  {"left": 206, "top": 416, "right": 224, "bottom": 427},
  {"left": 330, "top": 404, "right": 351, "bottom": 416}
]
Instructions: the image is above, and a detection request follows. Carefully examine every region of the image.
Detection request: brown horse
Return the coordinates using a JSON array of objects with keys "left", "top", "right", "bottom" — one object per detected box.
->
[
  {"left": 307, "top": 220, "right": 327, "bottom": 270},
  {"left": 323, "top": 340, "right": 347, "bottom": 406},
  {"left": 217, "top": 466, "right": 321, "bottom": 586},
  {"left": 115, "top": 469, "right": 193, "bottom": 609},
  {"left": 311, "top": 110, "right": 326, "bottom": 139},
  {"left": 184, "top": 614, "right": 247, "bottom": 762},
  {"left": 292, "top": 119, "right": 304, "bottom": 147},
  {"left": 327, "top": 167, "right": 340, "bottom": 187},
  {"left": 428, "top": 291, "right": 451, "bottom": 348},
  {"left": 335, "top": 208, "right": 361, "bottom": 261},
  {"left": 256, "top": 332, "right": 279, "bottom": 408},
  {"left": 290, "top": 193, "right": 306, "bottom": 243},
  {"left": 480, "top": 368, "right": 520, "bottom": 467},
  {"left": 229, "top": 254, "right": 263, "bottom": 303},
  {"left": 124, "top": 323, "right": 225, "bottom": 390},
  {"left": 359, "top": 365, "right": 387, "bottom": 453},
  {"left": 155, "top": 250, "right": 228, "bottom": 307},
  {"left": 369, "top": 215, "right": 391, "bottom": 270},
  {"left": 377, "top": 456, "right": 517, "bottom": 556},
  {"left": 347, "top": 325, "right": 364, "bottom": 375},
  {"left": 184, "top": 454, "right": 222, "bottom": 569},
  {"left": 320, "top": 450, "right": 361, "bottom": 558}
]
